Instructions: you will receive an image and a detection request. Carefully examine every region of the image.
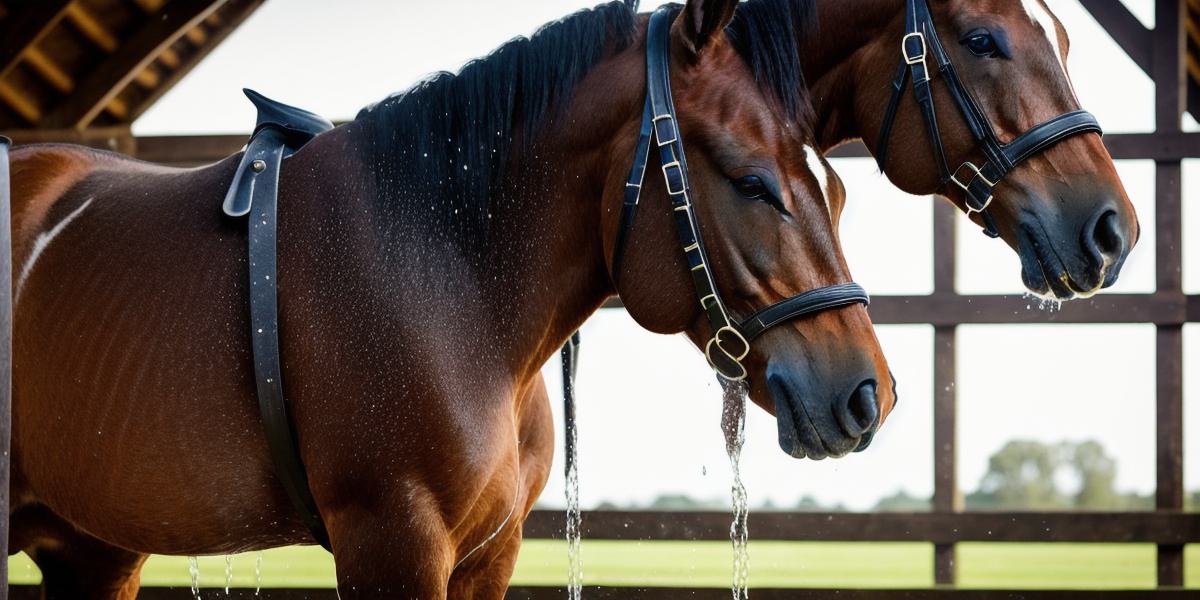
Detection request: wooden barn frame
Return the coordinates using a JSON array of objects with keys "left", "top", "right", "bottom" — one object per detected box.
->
[{"left": 0, "top": 0, "right": 1197, "bottom": 597}]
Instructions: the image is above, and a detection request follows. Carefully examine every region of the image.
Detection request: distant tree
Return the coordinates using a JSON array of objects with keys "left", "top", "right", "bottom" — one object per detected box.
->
[
  {"left": 874, "top": 489, "right": 931, "bottom": 512},
  {"left": 1069, "top": 440, "right": 1118, "bottom": 509},
  {"left": 1189, "top": 490, "right": 1200, "bottom": 511},
  {"left": 967, "top": 440, "right": 1067, "bottom": 510},
  {"left": 791, "top": 495, "right": 845, "bottom": 512},
  {"left": 793, "top": 495, "right": 825, "bottom": 511},
  {"left": 647, "top": 493, "right": 724, "bottom": 511},
  {"left": 964, "top": 439, "right": 1155, "bottom": 511}
]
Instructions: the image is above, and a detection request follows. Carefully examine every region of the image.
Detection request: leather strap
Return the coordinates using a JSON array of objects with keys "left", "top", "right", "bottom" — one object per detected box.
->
[
  {"left": 237, "top": 127, "right": 332, "bottom": 551},
  {"left": 875, "top": 0, "right": 1102, "bottom": 239},
  {"left": 610, "top": 94, "right": 656, "bottom": 284},
  {"left": 738, "top": 283, "right": 869, "bottom": 342},
  {"left": 609, "top": 8, "right": 869, "bottom": 381}
]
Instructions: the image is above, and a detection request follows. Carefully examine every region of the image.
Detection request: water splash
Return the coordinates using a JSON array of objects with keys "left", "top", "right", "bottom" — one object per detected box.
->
[
  {"left": 224, "top": 555, "right": 234, "bottom": 595},
  {"left": 255, "top": 552, "right": 264, "bottom": 596},
  {"left": 1023, "top": 293, "right": 1063, "bottom": 313},
  {"left": 565, "top": 408, "right": 583, "bottom": 600},
  {"left": 188, "top": 556, "right": 201, "bottom": 600},
  {"left": 721, "top": 380, "right": 750, "bottom": 600}
]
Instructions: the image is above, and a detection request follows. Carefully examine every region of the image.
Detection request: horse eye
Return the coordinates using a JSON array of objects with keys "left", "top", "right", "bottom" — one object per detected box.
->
[
  {"left": 732, "top": 175, "right": 790, "bottom": 217},
  {"left": 733, "top": 175, "right": 770, "bottom": 199},
  {"left": 962, "top": 30, "right": 999, "bottom": 57}
]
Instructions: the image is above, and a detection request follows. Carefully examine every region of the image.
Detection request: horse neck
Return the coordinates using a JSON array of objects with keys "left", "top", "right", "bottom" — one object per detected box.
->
[
  {"left": 799, "top": 0, "right": 904, "bottom": 150},
  {"left": 291, "top": 108, "right": 629, "bottom": 387}
]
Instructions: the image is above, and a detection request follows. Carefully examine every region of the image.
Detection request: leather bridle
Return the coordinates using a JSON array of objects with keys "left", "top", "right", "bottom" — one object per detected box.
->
[
  {"left": 611, "top": 7, "right": 869, "bottom": 382},
  {"left": 875, "top": 0, "right": 1103, "bottom": 238}
]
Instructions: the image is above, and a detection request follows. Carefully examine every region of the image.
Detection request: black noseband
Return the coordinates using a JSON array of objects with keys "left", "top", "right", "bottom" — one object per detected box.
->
[
  {"left": 610, "top": 8, "right": 869, "bottom": 381},
  {"left": 875, "top": 0, "right": 1103, "bottom": 238}
]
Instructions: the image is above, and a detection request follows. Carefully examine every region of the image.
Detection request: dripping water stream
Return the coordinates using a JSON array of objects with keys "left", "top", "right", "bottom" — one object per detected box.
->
[
  {"left": 564, "top": 400, "right": 583, "bottom": 600},
  {"left": 721, "top": 380, "right": 750, "bottom": 599},
  {"left": 188, "top": 556, "right": 201, "bottom": 599},
  {"left": 255, "top": 552, "right": 264, "bottom": 596},
  {"left": 224, "top": 554, "right": 233, "bottom": 594}
]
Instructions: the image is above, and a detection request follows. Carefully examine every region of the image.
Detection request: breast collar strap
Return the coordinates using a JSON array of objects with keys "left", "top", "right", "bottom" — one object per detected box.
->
[
  {"left": 610, "top": 8, "right": 869, "bottom": 381},
  {"left": 875, "top": 0, "right": 1103, "bottom": 238}
]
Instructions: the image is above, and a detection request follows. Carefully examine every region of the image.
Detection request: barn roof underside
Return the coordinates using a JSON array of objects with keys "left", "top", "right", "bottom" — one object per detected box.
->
[
  {"left": 0, "top": 0, "right": 1194, "bottom": 152},
  {"left": 0, "top": 0, "right": 263, "bottom": 132}
]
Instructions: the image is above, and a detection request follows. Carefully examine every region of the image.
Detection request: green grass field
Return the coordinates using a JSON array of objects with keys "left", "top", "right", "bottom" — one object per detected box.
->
[{"left": 7, "top": 542, "right": 1198, "bottom": 590}]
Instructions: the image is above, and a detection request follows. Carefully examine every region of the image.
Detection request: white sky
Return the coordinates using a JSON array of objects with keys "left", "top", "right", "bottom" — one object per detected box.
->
[{"left": 136, "top": 0, "right": 1198, "bottom": 511}]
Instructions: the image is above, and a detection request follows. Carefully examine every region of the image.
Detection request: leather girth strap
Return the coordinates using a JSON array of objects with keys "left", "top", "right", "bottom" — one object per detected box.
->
[{"left": 223, "top": 90, "right": 334, "bottom": 551}]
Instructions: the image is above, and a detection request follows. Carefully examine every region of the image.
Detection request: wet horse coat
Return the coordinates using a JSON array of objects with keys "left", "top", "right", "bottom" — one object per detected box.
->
[{"left": 5, "top": 1, "right": 894, "bottom": 597}]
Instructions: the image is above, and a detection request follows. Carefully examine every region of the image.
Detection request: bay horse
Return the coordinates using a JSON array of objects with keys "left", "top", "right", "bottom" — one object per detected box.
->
[
  {"left": 4, "top": 0, "right": 892, "bottom": 597},
  {"left": 791, "top": 0, "right": 1139, "bottom": 298}
]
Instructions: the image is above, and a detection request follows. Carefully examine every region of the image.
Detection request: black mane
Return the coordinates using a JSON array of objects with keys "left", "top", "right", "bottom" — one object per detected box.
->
[
  {"left": 355, "top": 0, "right": 815, "bottom": 244},
  {"left": 727, "top": 0, "right": 817, "bottom": 126}
]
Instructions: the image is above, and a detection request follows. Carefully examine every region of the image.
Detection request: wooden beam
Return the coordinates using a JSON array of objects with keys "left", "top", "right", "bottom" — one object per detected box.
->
[
  {"left": 42, "top": 0, "right": 231, "bottom": 129},
  {"left": 63, "top": 3, "right": 120, "bottom": 53},
  {"left": 0, "top": 81, "right": 40, "bottom": 125},
  {"left": 1078, "top": 0, "right": 1153, "bottom": 75},
  {"left": 127, "top": 0, "right": 266, "bottom": 123},
  {"left": 521, "top": 510, "right": 1200, "bottom": 544},
  {"left": 0, "top": 0, "right": 72, "bottom": 81},
  {"left": 184, "top": 24, "right": 208, "bottom": 46},
  {"left": 22, "top": 47, "right": 73, "bottom": 94}
]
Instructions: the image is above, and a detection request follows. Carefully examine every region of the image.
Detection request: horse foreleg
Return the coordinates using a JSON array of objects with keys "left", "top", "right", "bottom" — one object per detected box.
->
[
  {"left": 328, "top": 490, "right": 456, "bottom": 599},
  {"left": 12, "top": 504, "right": 147, "bottom": 600},
  {"left": 448, "top": 373, "right": 555, "bottom": 599}
]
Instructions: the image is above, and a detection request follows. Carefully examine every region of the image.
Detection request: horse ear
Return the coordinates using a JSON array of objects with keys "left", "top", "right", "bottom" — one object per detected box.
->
[{"left": 673, "top": 0, "right": 739, "bottom": 56}]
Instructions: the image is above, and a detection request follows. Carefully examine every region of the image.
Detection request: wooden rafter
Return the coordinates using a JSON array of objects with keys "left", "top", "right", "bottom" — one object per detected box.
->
[
  {"left": 63, "top": 3, "right": 120, "bottom": 53},
  {"left": 0, "top": 0, "right": 72, "bottom": 82},
  {"left": 1078, "top": 0, "right": 1153, "bottom": 75},
  {"left": 23, "top": 47, "right": 74, "bottom": 94},
  {"left": 41, "top": 0, "right": 232, "bottom": 129},
  {"left": 126, "top": 0, "right": 265, "bottom": 123}
]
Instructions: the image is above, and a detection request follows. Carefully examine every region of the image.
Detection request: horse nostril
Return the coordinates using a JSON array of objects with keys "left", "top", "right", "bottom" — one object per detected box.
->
[
  {"left": 835, "top": 381, "right": 879, "bottom": 438},
  {"left": 1087, "top": 210, "right": 1124, "bottom": 267}
]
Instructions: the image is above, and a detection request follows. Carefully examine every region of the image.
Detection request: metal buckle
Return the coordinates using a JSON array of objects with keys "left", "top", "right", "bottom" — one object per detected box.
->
[
  {"left": 902, "top": 32, "right": 927, "bottom": 66},
  {"left": 661, "top": 160, "right": 687, "bottom": 196},
  {"left": 950, "top": 162, "right": 996, "bottom": 214},
  {"left": 705, "top": 326, "right": 750, "bottom": 381},
  {"left": 652, "top": 113, "right": 678, "bottom": 147}
]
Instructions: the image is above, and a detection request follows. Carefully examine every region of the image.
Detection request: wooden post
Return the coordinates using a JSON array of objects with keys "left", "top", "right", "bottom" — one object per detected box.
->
[
  {"left": 932, "top": 201, "right": 959, "bottom": 585},
  {"left": 1152, "top": 0, "right": 1186, "bottom": 588},
  {"left": 0, "top": 134, "right": 13, "bottom": 600}
]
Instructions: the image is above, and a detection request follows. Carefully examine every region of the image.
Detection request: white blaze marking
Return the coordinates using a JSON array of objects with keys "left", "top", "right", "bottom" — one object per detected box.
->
[
  {"left": 16, "top": 197, "right": 95, "bottom": 304},
  {"left": 1021, "top": 0, "right": 1077, "bottom": 99},
  {"left": 803, "top": 145, "right": 831, "bottom": 215}
]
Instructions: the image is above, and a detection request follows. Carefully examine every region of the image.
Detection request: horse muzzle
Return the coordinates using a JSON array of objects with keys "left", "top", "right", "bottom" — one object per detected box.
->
[{"left": 765, "top": 360, "right": 880, "bottom": 460}]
